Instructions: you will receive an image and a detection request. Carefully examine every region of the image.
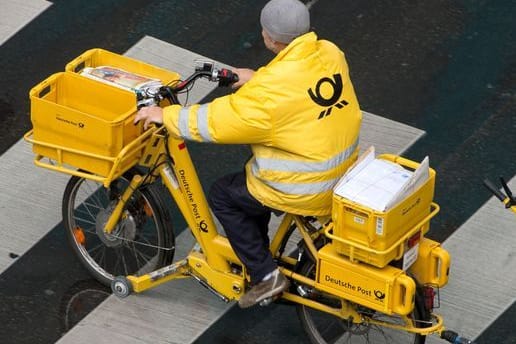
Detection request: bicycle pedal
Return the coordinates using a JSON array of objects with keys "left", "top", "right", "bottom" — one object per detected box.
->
[
  {"left": 259, "top": 297, "right": 274, "bottom": 307},
  {"left": 258, "top": 294, "right": 280, "bottom": 307}
]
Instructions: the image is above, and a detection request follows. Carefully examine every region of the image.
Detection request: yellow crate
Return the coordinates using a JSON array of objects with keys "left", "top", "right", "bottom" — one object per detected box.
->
[
  {"left": 329, "top": 154, "right": 437, "bottom": 267},
  {"left": 29, "top": 72, "right": 142, "bottom": 178},
  {"left": 65, "top": 48, "right": 180, "bottom": 85},
  {"left": 26, "top": 49, "right": 180, "bottom": 184},
  {"left": 317, "top": 244, "right": 416, "bottom": 315}
]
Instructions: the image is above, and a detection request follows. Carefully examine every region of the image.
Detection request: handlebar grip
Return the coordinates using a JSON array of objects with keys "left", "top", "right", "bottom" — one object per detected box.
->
[
  {"left": 483, "top": 179, "right": 506, "bottom": 202},
  {"left": 217, "top": 68, "right": 239, "bottom": 87}
]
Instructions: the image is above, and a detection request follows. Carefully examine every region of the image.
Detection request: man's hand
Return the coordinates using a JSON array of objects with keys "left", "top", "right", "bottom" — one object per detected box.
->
[
  {"left": 232, "top": 68, "right": 255, "bottom": 88},
  {"left": 134, "top": 106, "right": 164, "bottom": 130}
]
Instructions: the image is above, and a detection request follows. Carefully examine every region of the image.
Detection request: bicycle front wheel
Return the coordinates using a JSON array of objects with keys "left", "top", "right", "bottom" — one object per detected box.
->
[
  {"left": 297, "top": 259, "right": 429, "bottom": 344},
  {"left": 62, "top": 171, "right": 175, "bottom": 286}
]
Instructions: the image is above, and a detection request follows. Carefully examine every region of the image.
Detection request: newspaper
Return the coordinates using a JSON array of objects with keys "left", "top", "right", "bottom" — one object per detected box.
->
[
  {"left": 80, "top": 66, "right": 162, "bottom": 92},
  {"left": 333, "top": 147, "right": 429, "bottom": 212}
]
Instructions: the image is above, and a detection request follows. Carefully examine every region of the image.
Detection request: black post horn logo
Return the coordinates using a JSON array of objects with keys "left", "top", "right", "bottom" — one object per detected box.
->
[
  {"left": 307, "top": 74, "right": 349, "bottom": 120},
  {"left": 374, "top": 290, "right": 386, "bottom": 301}
]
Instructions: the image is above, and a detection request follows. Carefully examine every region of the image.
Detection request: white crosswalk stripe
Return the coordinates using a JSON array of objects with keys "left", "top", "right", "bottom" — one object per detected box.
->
[
  {"left": 0, "top": 0, "right": 51, "bottom": 46},
  {"left": 427, "top": 176, "right": 516, "bottom": 342},
  {"left": 0, "top": 0, "right": 63, "bottom": 273}
]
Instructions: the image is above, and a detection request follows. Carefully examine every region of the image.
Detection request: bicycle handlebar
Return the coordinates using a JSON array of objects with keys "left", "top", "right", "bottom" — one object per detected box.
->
[
  {"left": 483, "top": 177, "right": 516, "bottom": 210},
  {"left": 171, "top": 68, "right": 239, "bottom": 92},
  {"left": 483, "top": 178, "right": 507, "bottom": 202},
  {"left": 136, "top": 66, "right": 238, "bottom": 109}
]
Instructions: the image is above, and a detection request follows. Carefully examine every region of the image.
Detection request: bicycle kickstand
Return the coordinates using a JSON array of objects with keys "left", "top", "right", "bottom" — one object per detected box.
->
[{"left": 441, "top": 330, "right": 476, "bottom": 344}]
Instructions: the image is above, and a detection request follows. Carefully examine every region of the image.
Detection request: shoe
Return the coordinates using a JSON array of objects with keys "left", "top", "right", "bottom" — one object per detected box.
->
[{"left": 238, "top": 270, "right": 290, "bottom": 309}]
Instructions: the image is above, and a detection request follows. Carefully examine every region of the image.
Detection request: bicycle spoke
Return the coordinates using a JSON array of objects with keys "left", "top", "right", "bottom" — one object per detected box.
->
[
  {"left": 120, "top": 248, "right": 129, "bottom": 276},
  {"left": 82, "top": 200, "right": 104, "bottom": 212},
  {"left": 90, "top": 245, "right": 107, "bottom": 270},
  {"left": 81, "top": 226, "right": 97, "bottom": 235},
  {"left": 130, "top": 241, "right": 152, "bottom": 263},
  {"left": 87, "top": 242, "right": 105, "bottom": 255},
  {"left": 63, "top": 174, "right": 173, "bottom": 285},
  {"left": 84, "top": 182, "right": 102, "bottom": 205},
  {"left": 111, "top": 249, "right": 122, "bottom": 274},
  {"left": 131, "top": 242, "right": 158, "bottom": 275},
  {"left": 364, "top": 331, "right": 371, "bottom": 343},
  {"left": 73, "top": 216, "right": 97, "bottom": 227},
  {"left": 130, "top": 242, "right": 142, "bottom": 267},
  {"left": 321, "top": 321, "right": 346, "bottom": 343},
  {"left": 78, "top": 201, "right": 97, "bottom": 222},
  {"left": 134, "top": 247, "right": 153, "bottom": 262},
  {"left": 137, "top": 233, "right": 158, "bottom": 247}
]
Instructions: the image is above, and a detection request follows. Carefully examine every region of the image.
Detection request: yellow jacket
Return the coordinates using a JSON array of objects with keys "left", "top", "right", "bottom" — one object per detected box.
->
[{"left": 163, "top": 32, "right": 361, "bottom": 215}]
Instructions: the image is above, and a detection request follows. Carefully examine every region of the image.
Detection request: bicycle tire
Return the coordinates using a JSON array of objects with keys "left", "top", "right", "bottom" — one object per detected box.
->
[
  {"left": 296, "top": 257, "right": 429, "bottom": 344},
  {"left": 62, "top": 169, "right": 175, "bottom": 286}
]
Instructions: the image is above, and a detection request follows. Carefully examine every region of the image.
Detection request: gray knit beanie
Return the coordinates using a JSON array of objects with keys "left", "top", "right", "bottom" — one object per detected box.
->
[{"left": 260, "top": 0, "right": 310, "bottom": 44}]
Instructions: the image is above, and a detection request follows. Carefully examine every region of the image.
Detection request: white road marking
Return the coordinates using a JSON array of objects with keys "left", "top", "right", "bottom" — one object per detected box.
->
[
  {"left": 0, "top": 0, "right": 51, "bottom": 46},
  {"left": 427, "top": 176, "right": 516, "bottom": 342}
]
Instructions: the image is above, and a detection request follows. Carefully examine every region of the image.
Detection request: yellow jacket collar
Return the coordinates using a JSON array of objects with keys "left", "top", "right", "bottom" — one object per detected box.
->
[{"left": 272, "top": 32, "right": 317, "bottom": 62}]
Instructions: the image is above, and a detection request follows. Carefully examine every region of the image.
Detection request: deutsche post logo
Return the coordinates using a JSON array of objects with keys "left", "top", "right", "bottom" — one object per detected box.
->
[
  {"left": 374, "top": 290, "right": 386, "bottom": 302},
  {"left": 308, "top": 74, "right": 349, "bottom": 120}
]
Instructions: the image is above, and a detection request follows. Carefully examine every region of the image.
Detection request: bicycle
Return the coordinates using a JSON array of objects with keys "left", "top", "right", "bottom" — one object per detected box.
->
[
  {"left": 25, "top": 53, "right": 475, "bottom": 344},
  {"left": 483, "top": 177, "right": 516, "bottom": 215}
]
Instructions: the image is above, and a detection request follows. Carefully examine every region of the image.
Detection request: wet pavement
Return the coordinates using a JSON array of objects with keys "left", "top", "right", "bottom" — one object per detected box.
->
[{"left": 0, "top": 0, "right": 515, "bottom": 343}]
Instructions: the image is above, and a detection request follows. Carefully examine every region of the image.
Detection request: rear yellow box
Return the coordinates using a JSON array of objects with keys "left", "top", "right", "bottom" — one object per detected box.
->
[
  {"left": 30, "top": 72, "right": 140, "bottom": 177},
  {"left": 331, "top": 155, "right": 436, "bottom": 267},
  {"left": 317, "top": 244, "right": 416, "bottom": 315}
]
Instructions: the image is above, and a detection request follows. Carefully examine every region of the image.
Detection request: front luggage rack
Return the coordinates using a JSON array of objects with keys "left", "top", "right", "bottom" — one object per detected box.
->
[{"left": 24, "top": 127, "right": 156, "bottom": 187}]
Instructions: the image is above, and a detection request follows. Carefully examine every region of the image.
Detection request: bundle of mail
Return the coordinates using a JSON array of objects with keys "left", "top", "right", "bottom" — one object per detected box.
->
[{"left": 334, "top": 147, "right": 429, "bottom": 212}]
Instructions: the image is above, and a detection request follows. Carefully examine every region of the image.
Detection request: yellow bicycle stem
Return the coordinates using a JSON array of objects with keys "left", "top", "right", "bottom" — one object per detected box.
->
[{"left": 103, "top": 174, "right": 142, "bottom": 234}]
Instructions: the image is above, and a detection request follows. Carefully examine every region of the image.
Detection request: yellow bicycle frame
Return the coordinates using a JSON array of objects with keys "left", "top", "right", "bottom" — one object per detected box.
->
[
  {"left": 96, "top": 126, "right": 449, "bottom": 336},
  {"left": 22, "top": 48, "right": 483, "bottom": 342},
  {"left": 25, "top": 120, "right": 452, "bottom": 336}
]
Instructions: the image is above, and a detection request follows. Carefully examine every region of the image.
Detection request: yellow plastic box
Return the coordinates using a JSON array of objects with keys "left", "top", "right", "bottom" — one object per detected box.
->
[
  {"left": 65, "top": 48, "right": 180, "bottom": 85},
  {"left": 329, "top": 154, "right": 437, "bottom": 268},
  {"left": 27, "top": 49, "right": 181, "bottom": 183},
  {"left": 29, "top": 72, "right": 142, "bottom": 177},
  {"left": 317, "top": 244, "right": 416, "bottom": 315}
]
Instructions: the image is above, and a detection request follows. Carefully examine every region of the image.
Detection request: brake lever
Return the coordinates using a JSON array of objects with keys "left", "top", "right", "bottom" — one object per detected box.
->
[{"left": 215, "top": 68, "right": 239, "bottom": 87}]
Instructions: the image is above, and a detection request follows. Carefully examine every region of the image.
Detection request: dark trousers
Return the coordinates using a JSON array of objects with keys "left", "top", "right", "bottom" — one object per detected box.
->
[{"left": 208, "top": 172, "right": 276, "bottom": 284}]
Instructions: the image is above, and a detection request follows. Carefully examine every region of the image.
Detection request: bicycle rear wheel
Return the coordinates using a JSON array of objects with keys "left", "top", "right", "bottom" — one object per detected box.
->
[
  {"left": 62, "top": 170, "right": 175, "bottom": 286},
  {"left": 296, "top": 258, "right": 429, "bottom": 344}
]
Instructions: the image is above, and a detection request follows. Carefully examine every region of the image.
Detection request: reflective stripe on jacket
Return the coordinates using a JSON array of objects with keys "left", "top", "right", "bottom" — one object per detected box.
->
[{"left": 163, "top": 32, "right": 362, "bottom": 216}]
